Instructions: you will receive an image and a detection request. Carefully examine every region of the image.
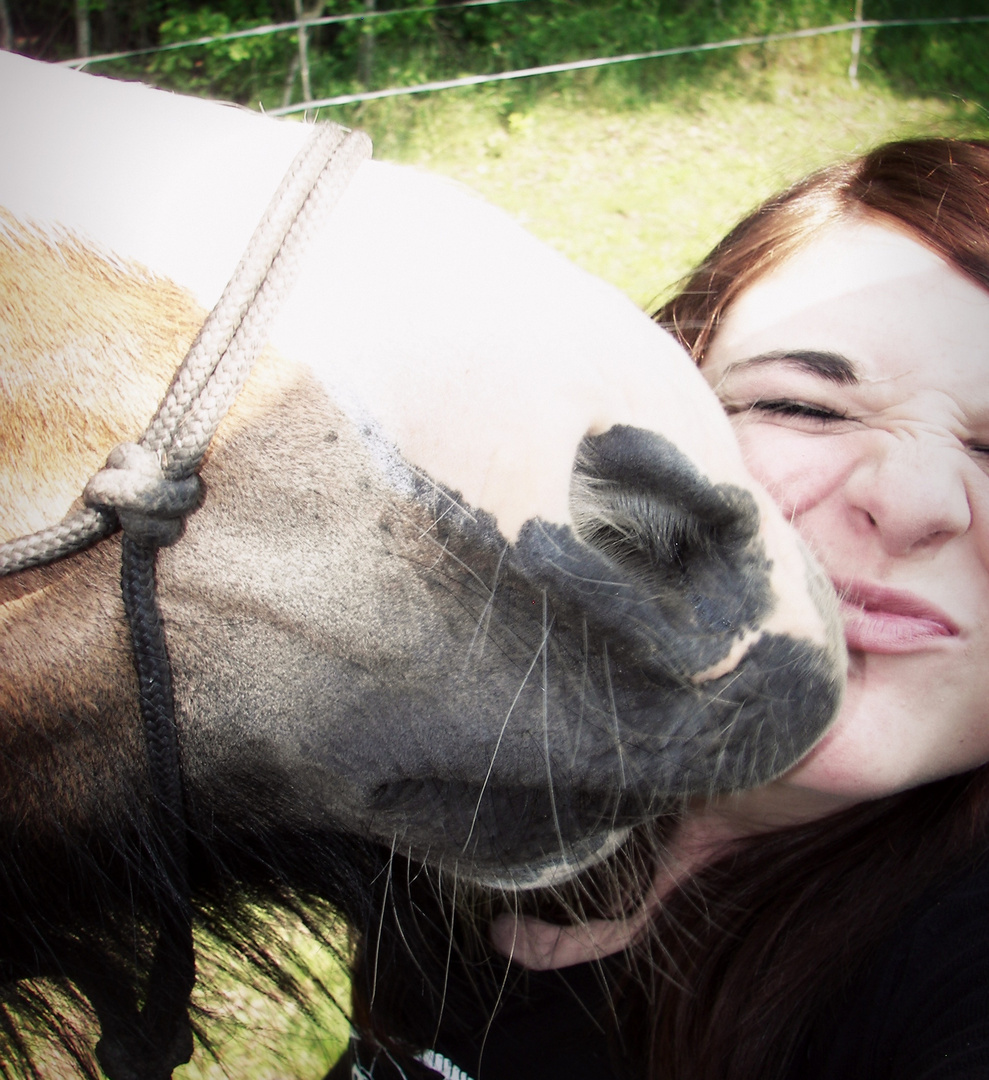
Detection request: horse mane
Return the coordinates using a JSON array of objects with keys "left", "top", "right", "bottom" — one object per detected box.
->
[{"left": 0, "top": 830, "right": 388, "bottom": 1077}]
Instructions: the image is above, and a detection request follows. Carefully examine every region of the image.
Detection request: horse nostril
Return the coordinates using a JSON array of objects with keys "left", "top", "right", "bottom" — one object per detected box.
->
[
  {"left": 571, "top": 425, "right": 770, "bottom": 651},
  {"left": 576, "top": 488, "right": 723, "bottom": 586}
]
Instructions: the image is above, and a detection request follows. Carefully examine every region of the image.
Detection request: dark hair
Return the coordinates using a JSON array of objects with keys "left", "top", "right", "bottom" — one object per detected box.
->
[
  {"left": 632, "top": 138, "right": 989, "bottom": 1080},
  {"left": 625, "top": 772, "right": 989, "bottom": 1080},
  {"left": 656, "top": 138, "right": 989, "bottom": 359}
]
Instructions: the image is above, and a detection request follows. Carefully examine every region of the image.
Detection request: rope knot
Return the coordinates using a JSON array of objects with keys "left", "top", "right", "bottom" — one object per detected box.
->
[{"left": 84, "top": 443, "right": 202, "bottom": 547}]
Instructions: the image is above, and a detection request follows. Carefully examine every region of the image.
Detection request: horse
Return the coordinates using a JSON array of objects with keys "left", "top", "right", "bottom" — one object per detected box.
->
[{"left": 0, "top": 52, "right": 844, "bottom": 1078}]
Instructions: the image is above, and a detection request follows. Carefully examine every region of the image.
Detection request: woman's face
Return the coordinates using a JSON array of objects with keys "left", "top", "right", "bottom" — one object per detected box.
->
[{"left": 703, "top": 218, "right": 989, "bottom": 809}]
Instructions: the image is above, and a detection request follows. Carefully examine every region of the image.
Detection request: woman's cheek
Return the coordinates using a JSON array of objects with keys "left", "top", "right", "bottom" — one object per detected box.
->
[{"left": 731, "top": 423, "right": 854, "bottom": 520}]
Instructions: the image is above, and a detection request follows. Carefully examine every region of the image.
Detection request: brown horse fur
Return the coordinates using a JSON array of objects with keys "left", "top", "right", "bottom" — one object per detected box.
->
[
  {"left": 0, "top": 218, "right": 184, "bottom": 839},
  {"left": 0, "top": 215, "right": 292, "bottom": 838},
  {"left": 0, "top": 221, "right": 382, "bottom": 1076}
]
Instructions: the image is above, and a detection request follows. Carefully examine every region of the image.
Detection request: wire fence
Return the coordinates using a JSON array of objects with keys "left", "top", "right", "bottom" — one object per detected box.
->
[
  {"left": 60, "top": 0, "right": 532, "bottom": 69},
  {"left": 270, "top": 15, "right": 989, "bottom": 115},
  {"left": 57, "top": 7, "right": 989, "bottom": 116}
]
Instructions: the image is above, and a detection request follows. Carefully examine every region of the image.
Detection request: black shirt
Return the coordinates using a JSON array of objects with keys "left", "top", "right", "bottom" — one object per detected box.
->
[
  {"left": 786, "top": 856, "right": 989, "bottom": 1079},
  {"left": 338, "top": 955, "right": 626, "bottom": 1080},
  {"left": 336, "top": 858, "right": 989, "bottom": 1080}
]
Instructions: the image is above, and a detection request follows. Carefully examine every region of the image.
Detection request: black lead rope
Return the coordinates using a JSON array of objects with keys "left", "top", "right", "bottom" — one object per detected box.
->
[{"left": 92, "top": 534, "right": 197, "bottom": 1080}]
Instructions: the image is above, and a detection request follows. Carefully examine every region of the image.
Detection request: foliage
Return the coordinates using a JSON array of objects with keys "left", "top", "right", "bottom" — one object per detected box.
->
[
  {"left": 7, "top": 0, "right": 989, "bottom": 111},
  {"left": 146, "top": 8, "right": 290, "bottom": 99},
  {"left": 865, "top": 0, "right": 989, "bottom": 102}
]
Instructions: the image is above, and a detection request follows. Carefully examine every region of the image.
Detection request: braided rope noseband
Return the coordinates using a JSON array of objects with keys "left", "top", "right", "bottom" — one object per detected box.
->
[{"left": 0, "top": 121, "right": 371, "bottom": 1079}]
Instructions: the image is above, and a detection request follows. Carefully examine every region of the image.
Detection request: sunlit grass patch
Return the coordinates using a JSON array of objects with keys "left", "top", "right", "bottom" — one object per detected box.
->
[{"left": 177, "top": 910, "right": 352, "bottom": 1080}]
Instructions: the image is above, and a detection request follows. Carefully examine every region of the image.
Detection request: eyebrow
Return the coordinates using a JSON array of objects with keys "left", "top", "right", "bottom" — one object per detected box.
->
[{"left": 725, "top": 350, "right": 859, "bottom": 385}]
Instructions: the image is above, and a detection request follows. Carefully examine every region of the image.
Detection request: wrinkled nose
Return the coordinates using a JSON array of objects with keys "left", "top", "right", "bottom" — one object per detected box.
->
[{"left": 843, "top": 435, "right": 973, "bottom": 556}]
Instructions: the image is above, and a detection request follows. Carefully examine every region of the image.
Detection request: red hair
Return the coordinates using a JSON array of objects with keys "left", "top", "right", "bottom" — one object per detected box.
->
[{"left": 655, "top": 139, "right": 989, "bottom": 358}]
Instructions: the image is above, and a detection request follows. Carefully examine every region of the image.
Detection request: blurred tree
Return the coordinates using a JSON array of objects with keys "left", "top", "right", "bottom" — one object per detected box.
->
[
  {"left": 0, "top": 0, "right": 11, "bottom": 50},
  {"left": 75, "top": 0, "right": 89, "bottom": 56}
]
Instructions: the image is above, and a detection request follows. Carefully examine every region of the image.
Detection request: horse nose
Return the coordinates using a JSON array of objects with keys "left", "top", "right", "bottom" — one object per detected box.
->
[{"left": 570, "top": 424, "right": 774, "bottom": 680}]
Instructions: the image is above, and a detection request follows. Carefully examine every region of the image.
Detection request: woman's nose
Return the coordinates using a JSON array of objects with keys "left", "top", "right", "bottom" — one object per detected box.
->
[{"left": 842, "top": 434, "right": 973, "bottom": 556}]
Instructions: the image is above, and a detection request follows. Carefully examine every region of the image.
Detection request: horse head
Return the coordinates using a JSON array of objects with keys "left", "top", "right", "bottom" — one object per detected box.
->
[{"left": 0, "top": 52, "right": 843, "bottom": 1074}]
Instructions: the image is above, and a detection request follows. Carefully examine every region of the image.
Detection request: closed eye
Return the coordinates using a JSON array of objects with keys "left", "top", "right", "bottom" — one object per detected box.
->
[{"left": 727, "top": 399, "right": 850, "bottom": 424}]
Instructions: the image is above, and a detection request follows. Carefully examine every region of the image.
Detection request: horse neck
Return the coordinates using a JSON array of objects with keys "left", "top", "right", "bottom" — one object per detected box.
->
[
  {"left": 0, "top": 221, "right": 206, "bottom": 834},
  {"left": 0, "top": 540, "right": 148, "bottom": 837}
]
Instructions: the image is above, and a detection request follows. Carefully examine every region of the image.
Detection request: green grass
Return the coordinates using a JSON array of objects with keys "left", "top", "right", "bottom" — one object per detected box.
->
[
  {"left": 176, "top": 915, "right": 353, "bottom": 1080},
  {"left": 171, "top": 66, "right": 989, "bottom": 1079}
]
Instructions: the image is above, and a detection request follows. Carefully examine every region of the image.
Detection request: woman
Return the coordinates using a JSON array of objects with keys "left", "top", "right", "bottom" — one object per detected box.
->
[
  {"left": 614, "top": 135, "right": 989, "bottom": 1080},
  {"left": 335, "top": 137, "right": 989, "bottom": 1080}
]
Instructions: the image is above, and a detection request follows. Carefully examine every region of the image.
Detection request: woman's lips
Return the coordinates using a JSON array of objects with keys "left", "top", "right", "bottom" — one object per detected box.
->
[{"left": 835, "top": 580, "right": 959, "bottom": 654}]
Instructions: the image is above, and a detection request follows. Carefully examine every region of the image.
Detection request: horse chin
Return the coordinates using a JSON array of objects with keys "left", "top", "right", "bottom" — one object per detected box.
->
[{"left": 460, "top": 827, "right": 632, "bottom": 892}]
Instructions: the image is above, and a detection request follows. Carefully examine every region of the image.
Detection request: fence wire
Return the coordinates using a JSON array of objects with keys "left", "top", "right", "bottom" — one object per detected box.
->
[
  {"left": 270, "top": 15, "right": 989, "bottom": 115},
  {"left": 57, "top": 10, "right": 989, "bottom": 113},
  {"left": 60, "top": 0, "right": 532, "bottom": 69}
]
